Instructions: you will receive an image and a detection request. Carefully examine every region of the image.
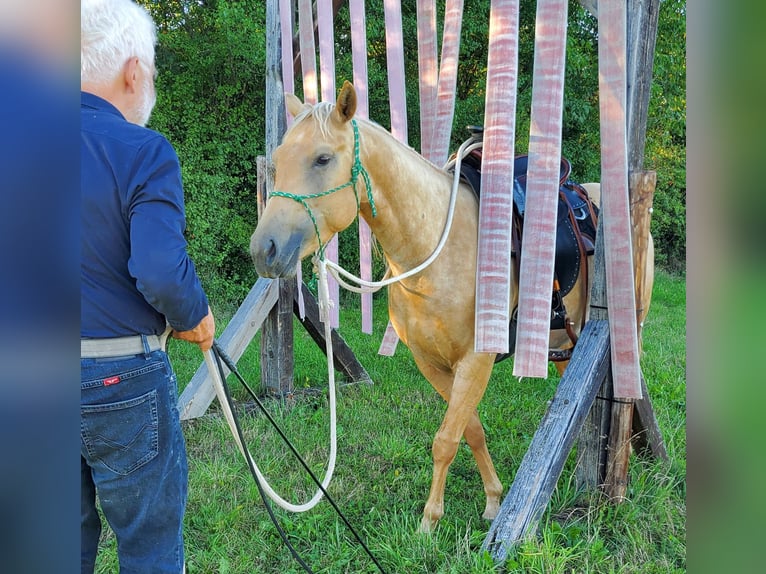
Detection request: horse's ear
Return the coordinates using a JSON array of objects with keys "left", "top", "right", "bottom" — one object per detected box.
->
[
  {"left": 334, "top": 80, "right": 357, "bottom": 124},
  {"left": 285, "top": 92, "right": 307, "bottom": 118}
]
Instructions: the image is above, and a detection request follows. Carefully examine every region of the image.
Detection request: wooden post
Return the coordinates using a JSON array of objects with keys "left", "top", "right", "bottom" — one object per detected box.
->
[
  {"left": 483, "top": 319, "right": 611, "bottom": 560},
  {"left": 628, "top": 171, "right": 667, "bottom": 461},
  {"left": 292, "top": 283, "right": 372, "bottom": 385},
  {"left": 575, "top": 212, "right": 611, "bottom": 491},
  {"left": 261, "top": 0, "right": 295, "bottom": 396},
  {"left": 177, "top": 278, "right": 280, "bottom": 419},
  {"left": 601, "top": 0, "right": 664, "bottom": 495}
]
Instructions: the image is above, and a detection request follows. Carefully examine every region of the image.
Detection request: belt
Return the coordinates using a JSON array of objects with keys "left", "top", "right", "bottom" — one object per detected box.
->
[{"left": 81, "top": 328, "right": 171, "bottom": 358}]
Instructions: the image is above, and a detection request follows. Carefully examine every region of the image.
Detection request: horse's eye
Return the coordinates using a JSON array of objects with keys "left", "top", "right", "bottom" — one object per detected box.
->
[{"left": 314, "top": 154, "right": 332, "bottom": 167}]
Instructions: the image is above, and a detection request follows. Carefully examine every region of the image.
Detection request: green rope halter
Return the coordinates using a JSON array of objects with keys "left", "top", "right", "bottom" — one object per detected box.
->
[{"left": 270, "top": 119, "right": 376, "bottom": 258}]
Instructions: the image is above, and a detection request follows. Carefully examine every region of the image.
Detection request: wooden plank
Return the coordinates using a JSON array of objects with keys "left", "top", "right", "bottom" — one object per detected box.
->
[
  {"left": 626, "top": 0, "right": 661, "bottom": 173},
  {"left": 261, "top": 277, "right": 296, "bottom": 395},
  {"left": 483, "top": 319, "right": 611, "bottom": 560},
  {"left": 598, "top": 0, "right": 641, "bottom": 398},
  {"left": 178, "top": 278, "right": 279, "bottom": 419},
  {"left": 474, "top": 0, "right": 520, "bottom": 354},
  {"left": 262, "top": 0, "right": 295, "bottom": 397},
  {"left": 604, "top": 399, "right": 634, "bottom": 501},
  {"left": 632, "top": 374, "right": 668, "bottom": 460},
  {"left": 293, "top": 282, "right": 372, "bottom": 384},
  {"left": 575, "top": 213, "right": 610, "bottom": 490},
  {"left": 513, "top": 0, "right": 569, "bottom": 377}
]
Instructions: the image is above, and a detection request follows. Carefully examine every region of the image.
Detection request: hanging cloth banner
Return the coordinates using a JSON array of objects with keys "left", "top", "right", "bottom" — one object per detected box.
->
[
  {"left": 598, "top": 0, "right": 642, "bottom": 398},
  {"left": 377, "top": 0, "right": 409, "bottom": 356},
  {"left": 475, "top": 0, "right": 520, "bottom": 354},
  {"left": 279, "top": 0, "right": 307, "bottom": 319},
  {"left": 316, "top": 0, "right": 341, "bottom": 328},
  {"left": 512, "top": 0, "right": 569, "bottom": 377},
  {"left": 349, "top": 0, "right": 374, "bottom": 335},
  {"left": 431, "top": 0, "right": 463, "bottom": 166},
  {"left": 416, "top": 0, "right": 438, "bottom": 162}
]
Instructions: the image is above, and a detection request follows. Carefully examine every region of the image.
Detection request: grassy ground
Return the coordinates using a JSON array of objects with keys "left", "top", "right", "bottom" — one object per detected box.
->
[{"left": 95, "top": 270, "right": 685, "bottom": 573}]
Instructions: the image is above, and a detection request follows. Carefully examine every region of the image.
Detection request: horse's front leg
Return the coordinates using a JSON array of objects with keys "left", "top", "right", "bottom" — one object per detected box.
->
[{"left": 416, "top": 356, "right": 496, "bottom": 533}]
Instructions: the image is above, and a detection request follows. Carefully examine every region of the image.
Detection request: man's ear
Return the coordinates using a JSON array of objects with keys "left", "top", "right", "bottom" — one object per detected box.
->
[{"left": 122, "top": 57, "right": 140, "bottom": 94}]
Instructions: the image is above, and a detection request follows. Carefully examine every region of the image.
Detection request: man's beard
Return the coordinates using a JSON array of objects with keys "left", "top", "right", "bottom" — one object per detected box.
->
[{"left": 132, "top": 75, "right": 156, "bottom": 127}]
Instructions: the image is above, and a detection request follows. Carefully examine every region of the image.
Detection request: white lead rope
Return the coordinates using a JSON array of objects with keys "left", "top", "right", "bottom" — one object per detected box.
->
[
  {"left": 203, "top": 286, "right": 339, "bottom": 513},
  {"left": 323, "top": 138, "right": 483, "bottom": 293}
]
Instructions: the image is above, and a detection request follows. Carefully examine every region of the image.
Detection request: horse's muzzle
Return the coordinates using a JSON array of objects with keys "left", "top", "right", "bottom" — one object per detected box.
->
[{"left": 250, "top": 229, "right": 303, "bottom": 278}]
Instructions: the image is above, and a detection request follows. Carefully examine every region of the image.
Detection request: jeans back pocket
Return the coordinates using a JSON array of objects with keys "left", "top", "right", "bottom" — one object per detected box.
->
[{"left": 81, "top": 389, "right": 159, "bottom": 476}]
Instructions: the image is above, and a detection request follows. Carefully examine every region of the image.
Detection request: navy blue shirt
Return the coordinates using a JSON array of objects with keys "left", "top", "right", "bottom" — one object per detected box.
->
[{"left": 81, "top": 92, "right": 208, "bottom": 338}]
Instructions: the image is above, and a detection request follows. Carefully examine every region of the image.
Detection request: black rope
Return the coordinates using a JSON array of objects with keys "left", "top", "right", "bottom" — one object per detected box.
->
[
  {"left": 210, "top": 346, "right": 314, "bottom": 573},
  {"left": 211, "top": 341, "right": 388, "bottom": 574}
]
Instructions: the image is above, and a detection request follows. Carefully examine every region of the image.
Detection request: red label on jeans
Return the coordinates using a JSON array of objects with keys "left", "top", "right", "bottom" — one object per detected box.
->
[{"left": 103, "top": 376, "right": 121, "bottom": 386}]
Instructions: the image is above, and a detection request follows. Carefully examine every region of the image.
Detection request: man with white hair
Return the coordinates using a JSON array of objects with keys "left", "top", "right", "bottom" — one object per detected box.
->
[{"left": 80, "top": 1, "right": 215, "bottom": 572}]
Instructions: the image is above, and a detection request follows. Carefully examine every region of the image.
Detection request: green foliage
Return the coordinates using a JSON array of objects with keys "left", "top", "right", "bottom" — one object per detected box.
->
[
  {"left": 138, "top": 0, "right": 686, "bottom": 309},
  {"left": 141, "top": 0, "right": 267, "bottom": 310}
]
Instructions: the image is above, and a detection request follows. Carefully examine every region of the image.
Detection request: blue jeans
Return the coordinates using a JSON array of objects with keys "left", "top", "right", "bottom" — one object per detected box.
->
[{"left": 81, "top": 350, "right": 187, "bottom": 574}]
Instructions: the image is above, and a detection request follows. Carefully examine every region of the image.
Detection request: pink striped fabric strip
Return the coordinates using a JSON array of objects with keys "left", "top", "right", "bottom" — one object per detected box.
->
[
  {"left": 279, "top": 0, "right": 305, "bottom": 318},
  {"left": 416, "top": 0, "right": 438, "bottom": 161},
  {"left": 349, "top": 0, "right": 374, "bottom": 334},
  {"left": 383, "top": 0, "right": 408, "bottom": 142},
  {"left": 317, "top": 0, "right": 340, "bottom": 327},
  {"left": 474, "top": 0, "right": 519, "bottom": 354},
  {"left": 377, "top": 0, "right": 409, "bottom": 357},
  {"left": 431, "top": 0, "right": 464, "bottom": 167},
  {"left": 298, "top": 0, "right": 318, "bottom": 104},
  {"left": 598, "top": 0, "right": 642, "bottom": 398},
  {"left": 512, "top": 0, "right": 569, "bottom": 378},
  {"left": 279, "top": 0, "right": 295, "bottom": 113}
]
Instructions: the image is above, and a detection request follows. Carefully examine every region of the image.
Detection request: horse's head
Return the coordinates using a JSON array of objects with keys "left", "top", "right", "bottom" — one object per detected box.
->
[{"left": 250, "top": 81, "right": 362, "bottom": 278}]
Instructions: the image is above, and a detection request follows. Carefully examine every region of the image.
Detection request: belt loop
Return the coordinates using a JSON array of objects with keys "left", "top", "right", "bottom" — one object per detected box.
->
[{"left": 141, "top": 333, "right": 151, "bottom": 359}]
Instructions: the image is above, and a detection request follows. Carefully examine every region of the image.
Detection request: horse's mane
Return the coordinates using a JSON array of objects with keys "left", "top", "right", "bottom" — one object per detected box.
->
[{"left": 288, "top": 101, "right": 445, "bottom": 176}]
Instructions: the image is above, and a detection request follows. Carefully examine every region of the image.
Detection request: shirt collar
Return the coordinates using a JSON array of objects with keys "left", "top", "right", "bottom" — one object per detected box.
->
[{"left": 81, "top": 91, "right": 125, "bottom": 121}]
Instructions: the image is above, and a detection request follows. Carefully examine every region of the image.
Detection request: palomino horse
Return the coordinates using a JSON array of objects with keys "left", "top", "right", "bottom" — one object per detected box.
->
[{"left": 250, "top": 81, "right": 652, "bottom": 533}]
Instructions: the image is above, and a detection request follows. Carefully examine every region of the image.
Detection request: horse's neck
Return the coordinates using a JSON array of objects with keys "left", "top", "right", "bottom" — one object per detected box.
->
[{"left": 357, "top": 123, "right": 453, "bottom": 272}]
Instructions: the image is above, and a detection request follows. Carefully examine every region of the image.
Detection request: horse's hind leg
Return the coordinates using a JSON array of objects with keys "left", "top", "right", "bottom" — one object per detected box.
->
[{"left": 414, "top": 356, "right": 498, "bottom": 533}]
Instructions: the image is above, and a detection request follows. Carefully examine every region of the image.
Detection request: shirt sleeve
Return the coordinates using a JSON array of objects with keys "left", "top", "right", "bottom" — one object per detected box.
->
[{"left": 126, "top": 134, "right": 209, "bottom": 332}]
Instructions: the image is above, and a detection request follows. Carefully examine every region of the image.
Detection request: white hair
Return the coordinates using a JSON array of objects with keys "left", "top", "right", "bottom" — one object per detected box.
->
[{"left": 81, "top": 0, "right": 157, "bottom": 86}]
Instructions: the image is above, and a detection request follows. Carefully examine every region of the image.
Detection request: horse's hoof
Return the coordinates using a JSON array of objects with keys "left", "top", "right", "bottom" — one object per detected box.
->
[
  {"left": 482, "top": 501, "right": 500, "bottom": 521},
  {"left": 418, "top": 516, "right": 437, "bottom": 534}
]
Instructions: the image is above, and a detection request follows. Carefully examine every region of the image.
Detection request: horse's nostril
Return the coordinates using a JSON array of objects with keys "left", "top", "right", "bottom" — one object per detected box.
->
[{"left": 265, "top": 239, "right": 277, "bottom": 266}]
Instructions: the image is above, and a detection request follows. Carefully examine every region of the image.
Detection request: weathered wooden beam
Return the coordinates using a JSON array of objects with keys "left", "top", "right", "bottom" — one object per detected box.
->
[
  {"left": 604, "top": 399, "right": 634, "bottom": 501},
  {"left": 483, "top": 319, "right": 611, "bottom": 561},
  {"left": 625, "top": 170, "right": 666, "bottom": 460},
  {"left": 632, "top": 374, "right": 668, "bottom": 460},
  {"left": 575, "top": 199, "right": 610, "bottom": 490},
  {"left": 293, "top": 282, "right": 372, "bottom": 384},
  {"left": 579, "top": 0, "right": 597, "bottom": 17},
  {"left": 178, "top": 278, "right": 280, "bottom": 420},
  {"left": 626, "top": 0, "right": 661, "bottom": 173},
  {"left": 261, "top": 0, "right": 295, "bottom": 396}
]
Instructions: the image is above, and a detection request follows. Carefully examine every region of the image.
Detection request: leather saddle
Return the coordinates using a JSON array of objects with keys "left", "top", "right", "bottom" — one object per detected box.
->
[{"left": 448, "top": 127, "right": 599, "bottom": 362}]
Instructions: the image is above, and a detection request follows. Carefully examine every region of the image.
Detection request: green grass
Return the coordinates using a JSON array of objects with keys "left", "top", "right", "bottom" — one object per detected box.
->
[{"left": 95, "top": 270, "right": 685, "bottom": 573}]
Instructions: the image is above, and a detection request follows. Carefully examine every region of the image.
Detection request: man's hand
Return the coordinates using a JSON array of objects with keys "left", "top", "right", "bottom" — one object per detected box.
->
[{"left": 172, "top": 306, "right": 215, "bottom": 352}]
